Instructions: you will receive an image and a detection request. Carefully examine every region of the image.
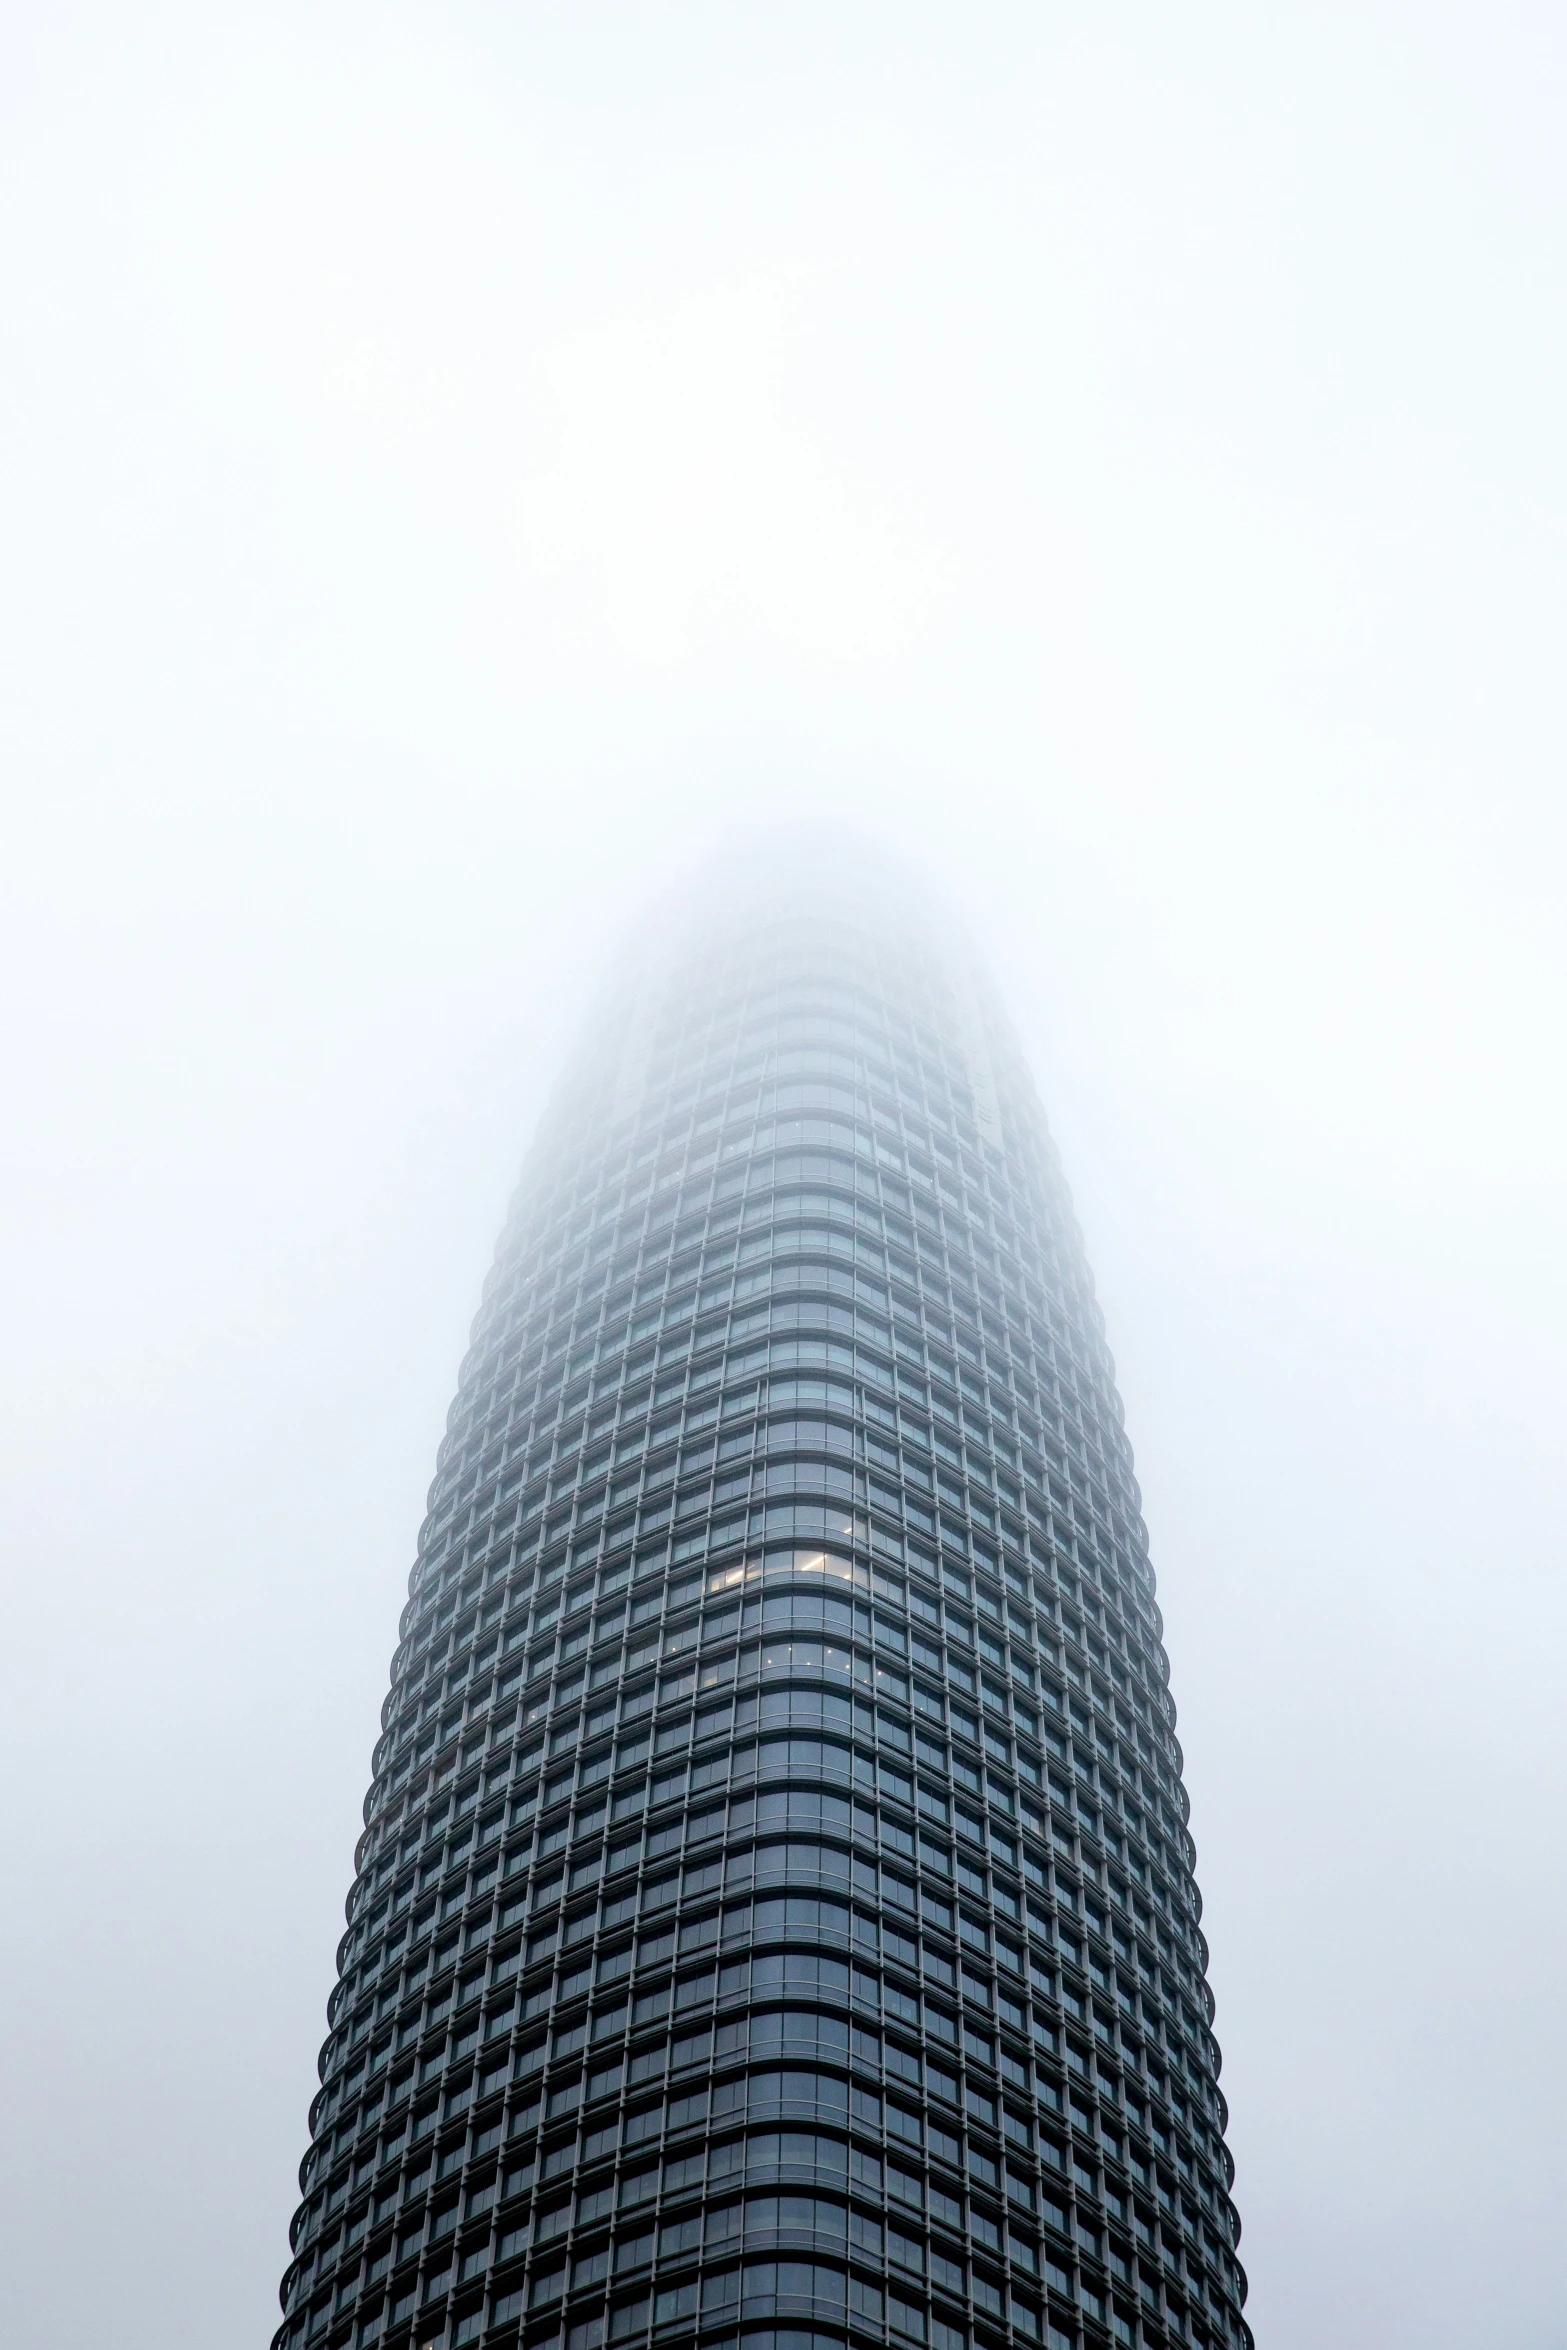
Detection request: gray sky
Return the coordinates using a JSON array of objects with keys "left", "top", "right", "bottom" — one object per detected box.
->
[{"left": 2, "top": 4, "right": 1565, "bottom": 2345}]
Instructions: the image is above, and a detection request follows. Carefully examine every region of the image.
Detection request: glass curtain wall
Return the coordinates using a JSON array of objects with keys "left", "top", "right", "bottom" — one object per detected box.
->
[{"left": 274, "top": 866, "right": 1251, "bottom": 2350}]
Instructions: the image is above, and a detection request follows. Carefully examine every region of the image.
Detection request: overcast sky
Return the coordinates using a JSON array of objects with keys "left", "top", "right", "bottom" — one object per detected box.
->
[{"left": 2, "top": 4, "right": 1566, "bottom": 2346}]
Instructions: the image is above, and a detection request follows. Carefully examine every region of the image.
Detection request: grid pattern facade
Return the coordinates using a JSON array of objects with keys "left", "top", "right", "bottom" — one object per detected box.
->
[{"left": 275, "top": 877, "right": 1251, "bottom": 2350}]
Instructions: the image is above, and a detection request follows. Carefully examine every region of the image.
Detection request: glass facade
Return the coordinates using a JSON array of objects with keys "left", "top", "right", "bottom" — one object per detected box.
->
[{"left": 274, "top": 871, "right": 1251, "bottom": 2350}]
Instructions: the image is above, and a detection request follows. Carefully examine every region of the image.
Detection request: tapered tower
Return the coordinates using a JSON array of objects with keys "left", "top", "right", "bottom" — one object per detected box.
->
[{"left": 275, "top": 855, "right": 1250, "bottom": 2350}]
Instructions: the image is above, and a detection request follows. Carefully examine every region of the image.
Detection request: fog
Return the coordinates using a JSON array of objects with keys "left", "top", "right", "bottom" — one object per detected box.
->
[{"left": 2, "top": 4, "right": 1565, "bottom": 2345}]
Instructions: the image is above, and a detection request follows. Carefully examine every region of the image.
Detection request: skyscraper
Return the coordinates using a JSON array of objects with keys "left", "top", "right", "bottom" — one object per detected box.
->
[{"left": 275, "top": 861, "right": 1251, "bottom": 2350}]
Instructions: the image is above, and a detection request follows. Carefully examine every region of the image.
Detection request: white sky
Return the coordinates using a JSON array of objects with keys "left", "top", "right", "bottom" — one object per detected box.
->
[{"left": 2, "top": 5, "right": 1565, "bottom": 2345}]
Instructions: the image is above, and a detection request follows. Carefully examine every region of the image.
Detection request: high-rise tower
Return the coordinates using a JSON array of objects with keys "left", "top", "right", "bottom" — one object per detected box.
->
[{"left": 275, "top": 860, "right": 1250, "bottom": 2350}]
